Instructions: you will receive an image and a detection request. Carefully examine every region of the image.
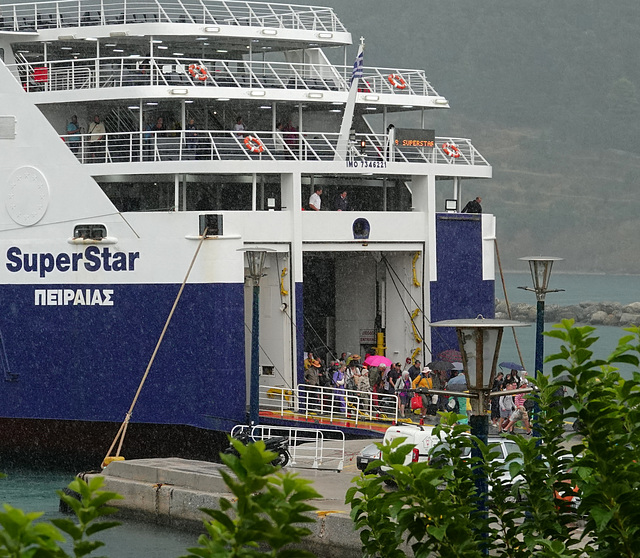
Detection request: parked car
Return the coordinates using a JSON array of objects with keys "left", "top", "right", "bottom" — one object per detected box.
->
[{"left": 356, "top": 442, "right": 381, "bottom": 473}]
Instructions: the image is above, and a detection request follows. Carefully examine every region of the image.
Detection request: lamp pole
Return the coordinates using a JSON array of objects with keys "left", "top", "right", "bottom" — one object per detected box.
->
[
  {"left": 518, "top": 257, "right": 564, "bottom": 379},
  {"left": 432, "top": 317, "right": 529, "bottom": 553},
  {"left": 240, "top": 248, "right": 274, "bottom": 426}
]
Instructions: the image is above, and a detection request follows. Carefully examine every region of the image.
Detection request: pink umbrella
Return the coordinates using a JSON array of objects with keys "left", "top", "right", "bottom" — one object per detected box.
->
[{"left": 363, "top": 355, "right": 393, "bottom": 368}]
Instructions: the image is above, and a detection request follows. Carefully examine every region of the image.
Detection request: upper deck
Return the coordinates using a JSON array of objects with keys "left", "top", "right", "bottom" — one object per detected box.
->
[
  {"left": 1, "top": 0, "right": 446, "bottom": 108},
  {"left": 9, "top": 57, "right": 444, "bottom": 107},
  {"left": 0, "top": 0, "right": 349, "bottom": 38}
]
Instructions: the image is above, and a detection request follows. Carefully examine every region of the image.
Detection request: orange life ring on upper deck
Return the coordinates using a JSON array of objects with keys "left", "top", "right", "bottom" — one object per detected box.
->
[
  {"left": 388, "top": 74, "right": 407, "bottom": 89},
  {"left": 188, "top": 64, "right": 208, "bottom": 81},
  {"left": 244, "top": 135, "right": 265, "bottom": 154},
  {"left": 442, "top": 142, "right": 461, "bottom": 158}
]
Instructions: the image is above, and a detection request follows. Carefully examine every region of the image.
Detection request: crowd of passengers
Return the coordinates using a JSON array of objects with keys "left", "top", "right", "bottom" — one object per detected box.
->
[{"left": 303, "top": 351, "right": 537, "bottom": 434}]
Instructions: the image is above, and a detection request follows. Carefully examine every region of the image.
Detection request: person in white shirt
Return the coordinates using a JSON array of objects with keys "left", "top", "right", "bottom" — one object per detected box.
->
[
  {"left": 308, "top": 186, "right": 322, "bottom": 211},
  {"left": 233, "top": 116, "right": 245, "bottom": 135}
]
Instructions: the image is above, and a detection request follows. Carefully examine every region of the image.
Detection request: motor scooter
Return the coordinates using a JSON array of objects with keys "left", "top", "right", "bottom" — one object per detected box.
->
[{"left": 224, "top": 428, "right": 291, "bottom": 467}]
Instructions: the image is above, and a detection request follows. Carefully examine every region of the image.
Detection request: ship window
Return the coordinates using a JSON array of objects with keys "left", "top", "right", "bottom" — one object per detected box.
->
[
  {"left": 260, "top": 365, "right": 274, "bottom": 376},
  {"left": 352, "top": 218, "right": 370, "bottom": 240},
  {"left": 74, "top": 224, "right": 107, "bottom": 240}
]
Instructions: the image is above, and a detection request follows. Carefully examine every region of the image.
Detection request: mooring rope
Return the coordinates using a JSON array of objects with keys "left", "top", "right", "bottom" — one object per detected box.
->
[
  {"left": 494, "top": 238, "right": 526, "bottom": 371},
  {"left": 102, "top": 228, "right": 209, "bottom": 468}
]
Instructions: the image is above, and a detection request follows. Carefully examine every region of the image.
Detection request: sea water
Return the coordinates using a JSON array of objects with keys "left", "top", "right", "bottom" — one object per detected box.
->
[
  {"left": 501, "top": 271, "right": 640, "bottom": 306},
  {"left": 498, "top": 272, "right": 640, "bottom": 376},
  {"left": 2, "top": 273, "right": 639, "bottom": 556},
  {"left": 0, "top": 467, "right": 199, "bottom": 557}
]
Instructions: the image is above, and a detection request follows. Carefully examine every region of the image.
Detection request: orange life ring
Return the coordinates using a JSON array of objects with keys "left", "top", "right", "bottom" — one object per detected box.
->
[
  {"left": 388, "top": 74, "right": 407, "bottom": 89},
  {"left": 442, "top": 142, "right": 461, "bottom": 158},
  {"left": 188, "top": 64, "right": 208, "bottom": 81},
  {"left": 244, "top": 135, "right": 265, "bottom": 154}
]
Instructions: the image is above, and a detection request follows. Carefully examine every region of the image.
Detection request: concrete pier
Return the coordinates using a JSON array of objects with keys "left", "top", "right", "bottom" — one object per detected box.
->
[{"left": 84, "top": 439, "right": 396, "bottom": 558}]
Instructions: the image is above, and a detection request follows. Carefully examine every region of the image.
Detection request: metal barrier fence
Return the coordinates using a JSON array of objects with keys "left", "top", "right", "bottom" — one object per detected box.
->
[{"left": 230, "top": 424, "right": 345, "bottom": 471}]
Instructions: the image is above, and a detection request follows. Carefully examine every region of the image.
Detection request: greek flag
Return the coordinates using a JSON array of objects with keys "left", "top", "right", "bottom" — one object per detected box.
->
[{"left": 350, "top": 42, "right": 364, "bottom": 85}]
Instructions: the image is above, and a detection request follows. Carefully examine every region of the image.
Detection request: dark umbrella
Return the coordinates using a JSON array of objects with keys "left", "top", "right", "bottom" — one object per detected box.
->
[
  {"left": 427, "top": 360, "right": 454, "bottom": 372},
  {"left": 499, "top": 361, "right": 524, "bottom": 371},
  {"left": 438, "top": 349, "right": 462, "bottom": 363}
]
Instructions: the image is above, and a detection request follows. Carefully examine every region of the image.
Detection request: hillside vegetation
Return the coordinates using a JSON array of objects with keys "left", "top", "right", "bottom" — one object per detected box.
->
[{"left": 293, "top": 0, "right": 640, "bottom": 273}]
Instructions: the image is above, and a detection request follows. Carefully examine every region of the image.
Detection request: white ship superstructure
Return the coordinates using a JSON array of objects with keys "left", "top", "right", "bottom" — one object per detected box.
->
[{"left": 0, "top": 0, "right": 495, "bottom": 461}]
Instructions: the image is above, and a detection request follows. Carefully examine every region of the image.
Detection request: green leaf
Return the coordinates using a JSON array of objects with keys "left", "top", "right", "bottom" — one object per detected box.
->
[{"left": 590, "top": 506, "right": 615, "bottom": 531}]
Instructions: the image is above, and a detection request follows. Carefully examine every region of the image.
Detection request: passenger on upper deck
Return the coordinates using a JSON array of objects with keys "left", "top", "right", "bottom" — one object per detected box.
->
[
  {"left": 308, "top": 187, "right": 322, "bottom": 211},
  {"left": 152, "top": 117, "right": 164, "bottom": 132},
  {"left": 185, "top": 117, "right": 199, "bottom": 159},
  {"left": 461, "top": 196, "right": 483, "bottom": 214},
  {"left": 66, "top": 115, "right": 81, "bottom": 155},
  {"left": 334, "top": 190, "right": 349, "bottom": 211},
  {"left": 274, "top": 122, "right": 287, "bottom": 159},
  {"left": 143, "top": 117, "right": 165, "bottom": 160},
  {"left": 283, "top": 120, "right": 298, "bottom": 156},
  {"left": 87, "top": 115, "right": 105, "bottom": 162},
  {"left": 233, "top": 116, "right": 245, "bottom": 136}
]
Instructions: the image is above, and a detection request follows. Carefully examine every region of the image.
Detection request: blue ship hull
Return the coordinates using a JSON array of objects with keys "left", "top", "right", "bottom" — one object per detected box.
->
[{"left": 0, "top": 283, "right": 246, "bottom": 431}]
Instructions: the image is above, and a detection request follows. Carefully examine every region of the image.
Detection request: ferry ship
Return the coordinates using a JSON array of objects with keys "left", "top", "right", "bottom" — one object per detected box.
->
[{"left": 0, "top": 0, "right": 495, "bottom": 464}]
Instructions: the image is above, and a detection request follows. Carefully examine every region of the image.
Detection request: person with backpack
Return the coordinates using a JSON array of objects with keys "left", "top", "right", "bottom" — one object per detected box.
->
[
  {"left": 394, "top": 370, "right": 412, "bottom": 418},
  {"left": 412, "top": 368, "right": 433, "bottom": 420}
]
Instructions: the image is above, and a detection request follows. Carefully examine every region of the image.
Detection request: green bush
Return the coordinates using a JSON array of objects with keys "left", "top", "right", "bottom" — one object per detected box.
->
[
  {"left": 347, "top": 321, "right": 640, "bottom": 557},
  {"left": 181, "top": 438, "right": 320, "bottom": 558}
]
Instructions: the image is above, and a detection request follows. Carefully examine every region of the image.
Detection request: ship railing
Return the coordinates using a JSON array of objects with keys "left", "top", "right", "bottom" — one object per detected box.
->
[
  {"left": 0, "top": 0, "right": 345, "bottom": 32},
  {"left": 60, "top": 129, "right": 489, "bottom": 167},
  {"left": 337, "top": 65, "right": 439, "bottom": 98},
  {"left": 11, "top": 57, "right": 345, "bottom": 92},
  {"left": 230, "top": 424, "right": 346, "bottom": 471},
  {"left": 7, "top": 57, "right": 360, "bottom": 96},
  {"left": 173, "top": 1, "right": 344, "bottom": 32},
  {"left": 260, "top": 384, "right": 399, "bottom": 426},
  {"left": 10, "top": 58, "right": 438, "bottom": 98}
]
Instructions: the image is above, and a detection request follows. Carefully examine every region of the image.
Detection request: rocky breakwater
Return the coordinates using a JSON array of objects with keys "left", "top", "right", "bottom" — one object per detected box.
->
[{"left": 495, "top": 300, "right": 640, "bottom": 327}]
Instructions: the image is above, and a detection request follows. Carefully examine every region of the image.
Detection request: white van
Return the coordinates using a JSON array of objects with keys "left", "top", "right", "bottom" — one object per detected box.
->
[
  {"left": 356, "top": 424, "right": 440, "bottom": 475},
  {"left": 357, "top": 424, "right": 521, "bottom": 489},
  {"left": 382, "top": 423, "right": 441, "bottom": 465}
]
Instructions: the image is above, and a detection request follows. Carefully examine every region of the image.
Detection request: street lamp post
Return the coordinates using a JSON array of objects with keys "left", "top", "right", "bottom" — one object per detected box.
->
[
  {"left": 431, "top": 317, "right": 529, "bottom": 534},
  {"left": 240, "top": 248, "right": 274, "bottom": 426},
  {"left": 518, "top": 257, "right": 564, "bottom": 379}
]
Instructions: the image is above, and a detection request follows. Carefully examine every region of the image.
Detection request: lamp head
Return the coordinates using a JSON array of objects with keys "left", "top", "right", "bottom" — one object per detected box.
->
[
  {"left": 431, "top": 317, "right": 529, "bottom": 415},
  {"left": 519, "top": 256, "right": 563, "bottom": 300}
]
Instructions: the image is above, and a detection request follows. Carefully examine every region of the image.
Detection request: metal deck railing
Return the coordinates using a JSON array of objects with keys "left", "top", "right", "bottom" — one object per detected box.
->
[
  {"left": 60, "top": 129, "right": 490, "bottom": 167},
  {"left": 260, "top": 384, "right": 400, "bottom": 426},
  {"left": 10, "top": 58, "right": 440, "bottom": 98},
  {"left": 0, "top": 0, "right": 346, "bottom": 33}
]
